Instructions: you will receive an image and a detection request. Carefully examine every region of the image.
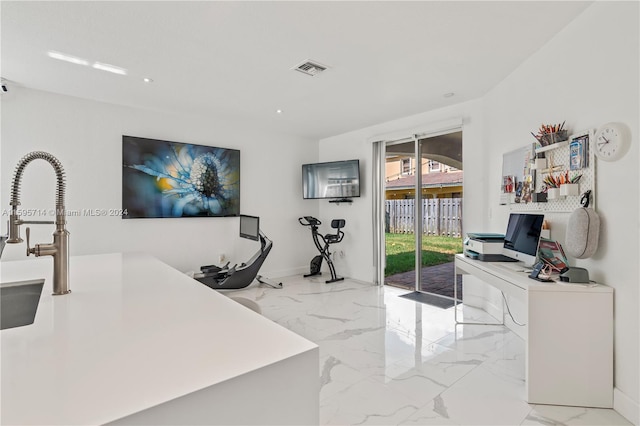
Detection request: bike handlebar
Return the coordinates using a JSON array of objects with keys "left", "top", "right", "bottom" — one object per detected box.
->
[{"left": 298, "top": 216, "right": 321, "bottom": 226}]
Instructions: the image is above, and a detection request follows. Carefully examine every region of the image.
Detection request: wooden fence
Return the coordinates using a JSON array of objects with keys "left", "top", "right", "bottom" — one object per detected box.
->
[{"left": 386, "top": 198, "right": 462, "bottom": 237}]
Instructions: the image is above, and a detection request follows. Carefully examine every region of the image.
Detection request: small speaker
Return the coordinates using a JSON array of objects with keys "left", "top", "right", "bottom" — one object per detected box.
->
[{"left": 565, "top": 207, "right": 600, "bottom": 259}]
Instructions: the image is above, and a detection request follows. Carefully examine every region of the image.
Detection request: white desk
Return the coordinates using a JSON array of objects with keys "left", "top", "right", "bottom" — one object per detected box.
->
[{"left": 454, "top": 253, "right": 613, "bottom": 408}]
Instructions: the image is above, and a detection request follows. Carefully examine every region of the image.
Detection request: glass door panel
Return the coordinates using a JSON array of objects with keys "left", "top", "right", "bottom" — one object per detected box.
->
[
  {"left": 417, "top": 136, "right": 463, "bottom": 301},
  {"left": 383, "top": 140, "right": 418, "bottom": 291}
]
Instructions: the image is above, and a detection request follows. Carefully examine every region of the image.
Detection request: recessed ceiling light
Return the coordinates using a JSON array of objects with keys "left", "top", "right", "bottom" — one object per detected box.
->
[
  {"left": 47, "top": 51, "right": 89, "bottom": 66},
  {"left": 276, "top": 109, "right": 283, "bottom": 114},
  {"left": 143, "top": 77, "right": 154, "bottom": 83},
  {"left": 443, "top": 92, "right": 455, "bottom": 98},
  {"left": 47, "top": 50, "right": 129, "bottom": 77},
  {"left": 92, "top": 62, "right": 127, "bottom": 75}
]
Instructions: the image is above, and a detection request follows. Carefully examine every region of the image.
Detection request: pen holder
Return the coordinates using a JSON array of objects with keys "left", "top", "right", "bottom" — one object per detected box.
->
[
  {"left": 560, "top": 183, "right": 579, "bottom": 197},
  {"left": 547, "top": 188, "right": 562, "bottom": 200},
  {"left": 539, "top": 130, "right": 568, "bottom": 146}
]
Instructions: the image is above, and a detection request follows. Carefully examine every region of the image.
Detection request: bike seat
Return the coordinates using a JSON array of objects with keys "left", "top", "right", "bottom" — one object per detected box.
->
[
  {"left": 325, "top": 219, "right": 345, "bottom": 244},
  {"left": 325, "top": 233, "right": 342, "bottom": 244}
]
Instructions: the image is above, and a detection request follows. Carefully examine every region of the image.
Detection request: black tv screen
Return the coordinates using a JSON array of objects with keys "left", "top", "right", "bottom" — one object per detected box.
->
[
  {"left": 302, "top": 160, "right": 360, "bottom": 199},
  {"left": 122, "top": 135, "right": 240, "bottom": 218}
]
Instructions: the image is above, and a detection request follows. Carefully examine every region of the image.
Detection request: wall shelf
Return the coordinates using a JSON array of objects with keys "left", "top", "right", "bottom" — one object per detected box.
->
[
  {"left": 501, "top": 129, "right": 595, "bottom": 213},
  {"left": 535, "top": 140, "right": 570, "bottom": 154}
]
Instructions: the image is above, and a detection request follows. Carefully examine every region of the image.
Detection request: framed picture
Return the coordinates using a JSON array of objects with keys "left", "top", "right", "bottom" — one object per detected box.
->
[{"left": 122, "top": 135, "right": 240, "bottom": 218}]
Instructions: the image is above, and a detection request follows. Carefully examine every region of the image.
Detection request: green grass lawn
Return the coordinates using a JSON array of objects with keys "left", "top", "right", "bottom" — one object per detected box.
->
[{"left": 385, "top": 233, "right": 463, "bottom": 276}]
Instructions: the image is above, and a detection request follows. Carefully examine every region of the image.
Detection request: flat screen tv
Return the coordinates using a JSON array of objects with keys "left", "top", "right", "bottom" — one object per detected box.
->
[
  {"left": 122, "top": 135, "right": 240, "bottom": 218},
  {"left": 502, "top": 213, "right": 545, "bottom": 267},
  {"left": 302, "top": 159, "right": 360, "bottom": 200}
]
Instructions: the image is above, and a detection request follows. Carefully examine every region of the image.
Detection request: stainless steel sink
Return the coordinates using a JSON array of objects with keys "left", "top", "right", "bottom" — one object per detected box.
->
[{"left": 1, "top": 279, "right": 45, "bottom": 330}]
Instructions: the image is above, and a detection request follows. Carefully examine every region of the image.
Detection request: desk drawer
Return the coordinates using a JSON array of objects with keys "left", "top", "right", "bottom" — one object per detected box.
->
[{"left": 455, "top": 258, "right": 527, "bottom": 303}]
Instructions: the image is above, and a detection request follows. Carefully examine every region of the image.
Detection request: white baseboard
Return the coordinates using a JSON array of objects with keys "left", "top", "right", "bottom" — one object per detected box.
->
[
  {"left": 614, "top": 387, "right": 639, "bottom": 425},
  {"left": 483, "top": 298, "right": 503, "bottom": 322},
  {"left": 265, "top": 265, "right": 361, "bottom": 281},
  {"left": 462, "top": 279, "right": 503, "bottom": 320},
  {"left": 460, "top": 280, "right": 529, "bottom": 341},
  {"left": 263, "top": 266, "right": 308, "bottom": 279}
]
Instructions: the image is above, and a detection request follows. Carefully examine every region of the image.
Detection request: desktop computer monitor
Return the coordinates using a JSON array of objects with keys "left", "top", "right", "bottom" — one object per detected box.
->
[
  {"left": 239, "top": 215, "right": 260, "bottom": 241},
  {"left": 502, "top": 213, "right": 544, "bottom": 267}
]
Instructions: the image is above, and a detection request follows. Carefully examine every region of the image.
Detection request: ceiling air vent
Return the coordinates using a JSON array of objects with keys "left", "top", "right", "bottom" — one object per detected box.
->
[{"left": 292, "top": 60, "right": 329, "bottom": 77}]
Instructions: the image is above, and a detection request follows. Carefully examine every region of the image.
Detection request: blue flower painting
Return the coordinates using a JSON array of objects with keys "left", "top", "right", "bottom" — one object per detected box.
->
[{"left": 122, "top": 136, "right": 240, "bottom": 218}]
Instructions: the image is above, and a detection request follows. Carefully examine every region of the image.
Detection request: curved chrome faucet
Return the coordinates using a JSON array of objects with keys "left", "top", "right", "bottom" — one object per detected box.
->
[{"left": 6, "top": 151, "right": 70, "bottom": 295}]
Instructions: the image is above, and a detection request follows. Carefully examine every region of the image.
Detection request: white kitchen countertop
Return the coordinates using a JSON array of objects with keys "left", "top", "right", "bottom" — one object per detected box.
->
[{"left": 1, "top": 252, "right": 317, "bottom": 425}]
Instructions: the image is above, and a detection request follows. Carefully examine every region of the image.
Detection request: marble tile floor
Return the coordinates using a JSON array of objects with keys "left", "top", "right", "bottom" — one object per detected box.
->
[{"left": 226, "top": 276, "right": 630, "bottom": 426}]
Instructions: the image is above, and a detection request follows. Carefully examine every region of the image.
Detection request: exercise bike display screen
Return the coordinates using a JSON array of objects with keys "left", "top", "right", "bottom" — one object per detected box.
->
[
  {"left": 302, "top": 159, "right": 360, "bottom": 199},
  {"left": 239, "top": 215, "right": 260, "bottom": 241}
]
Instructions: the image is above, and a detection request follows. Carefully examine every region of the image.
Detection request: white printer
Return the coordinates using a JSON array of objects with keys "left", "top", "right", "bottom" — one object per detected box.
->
[{"left": 464, "top": 233, "right": 508, "bottom": 261}]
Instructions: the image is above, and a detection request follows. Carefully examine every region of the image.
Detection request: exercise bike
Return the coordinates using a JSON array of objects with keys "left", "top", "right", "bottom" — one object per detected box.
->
[{"left": 298, "top": 216, "right": 345, "bottom": 283}]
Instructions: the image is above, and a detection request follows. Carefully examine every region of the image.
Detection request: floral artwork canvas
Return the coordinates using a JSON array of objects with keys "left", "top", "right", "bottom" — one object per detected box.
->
[{"left": 122, "top": 135, "right": 240, "bottom": 218}]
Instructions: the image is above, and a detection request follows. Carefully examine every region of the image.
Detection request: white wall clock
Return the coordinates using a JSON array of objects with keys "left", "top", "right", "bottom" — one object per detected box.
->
[{"left": 594, "top": 122, "right": 631, "bottom": 161}]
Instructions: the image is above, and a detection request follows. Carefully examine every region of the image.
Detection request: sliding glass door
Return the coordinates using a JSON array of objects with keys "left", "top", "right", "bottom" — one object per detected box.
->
[{"left": 380, "top": 130, "right": 463, "bottom": 302}]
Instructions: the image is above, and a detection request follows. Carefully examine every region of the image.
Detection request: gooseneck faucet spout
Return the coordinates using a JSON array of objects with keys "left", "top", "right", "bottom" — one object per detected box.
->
[{"left": 7, "top": 151, "right": 70, "bottom": 295}]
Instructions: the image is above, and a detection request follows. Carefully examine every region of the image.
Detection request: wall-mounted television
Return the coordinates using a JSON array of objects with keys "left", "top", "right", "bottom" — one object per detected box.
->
[
  {"left": 302, "top": 159, "right": 360, "bottom": 200},
  {"left": 122, "top": 135, "right": 240, "bottom": 218}
]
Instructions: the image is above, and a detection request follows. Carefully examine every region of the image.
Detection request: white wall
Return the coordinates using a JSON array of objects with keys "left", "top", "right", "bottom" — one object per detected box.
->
[
  {"left": 319, "top": 2, "right": 639, "bottom": 422},
  {"left": 482, "top": 2, "right": 639, "bottom": 421},
  {"left": 318, "top": 100, "right": 485, "bottom": 283},
  {"left": 1, "top": 87, "right": 320, "bottom": 277}
]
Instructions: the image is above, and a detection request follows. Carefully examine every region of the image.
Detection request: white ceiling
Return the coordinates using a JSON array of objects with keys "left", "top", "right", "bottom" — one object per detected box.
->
[{"left": 1, "top": 1, "right": 591, "bottom": 140}]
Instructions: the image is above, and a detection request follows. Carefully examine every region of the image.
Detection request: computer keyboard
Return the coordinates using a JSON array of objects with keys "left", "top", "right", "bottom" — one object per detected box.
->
[
  {"left": 483, "top": 254, "right": 518, "bottom": 262},
  {"left": 496, "top": 262, "right": 527, "bottom": 273}
]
